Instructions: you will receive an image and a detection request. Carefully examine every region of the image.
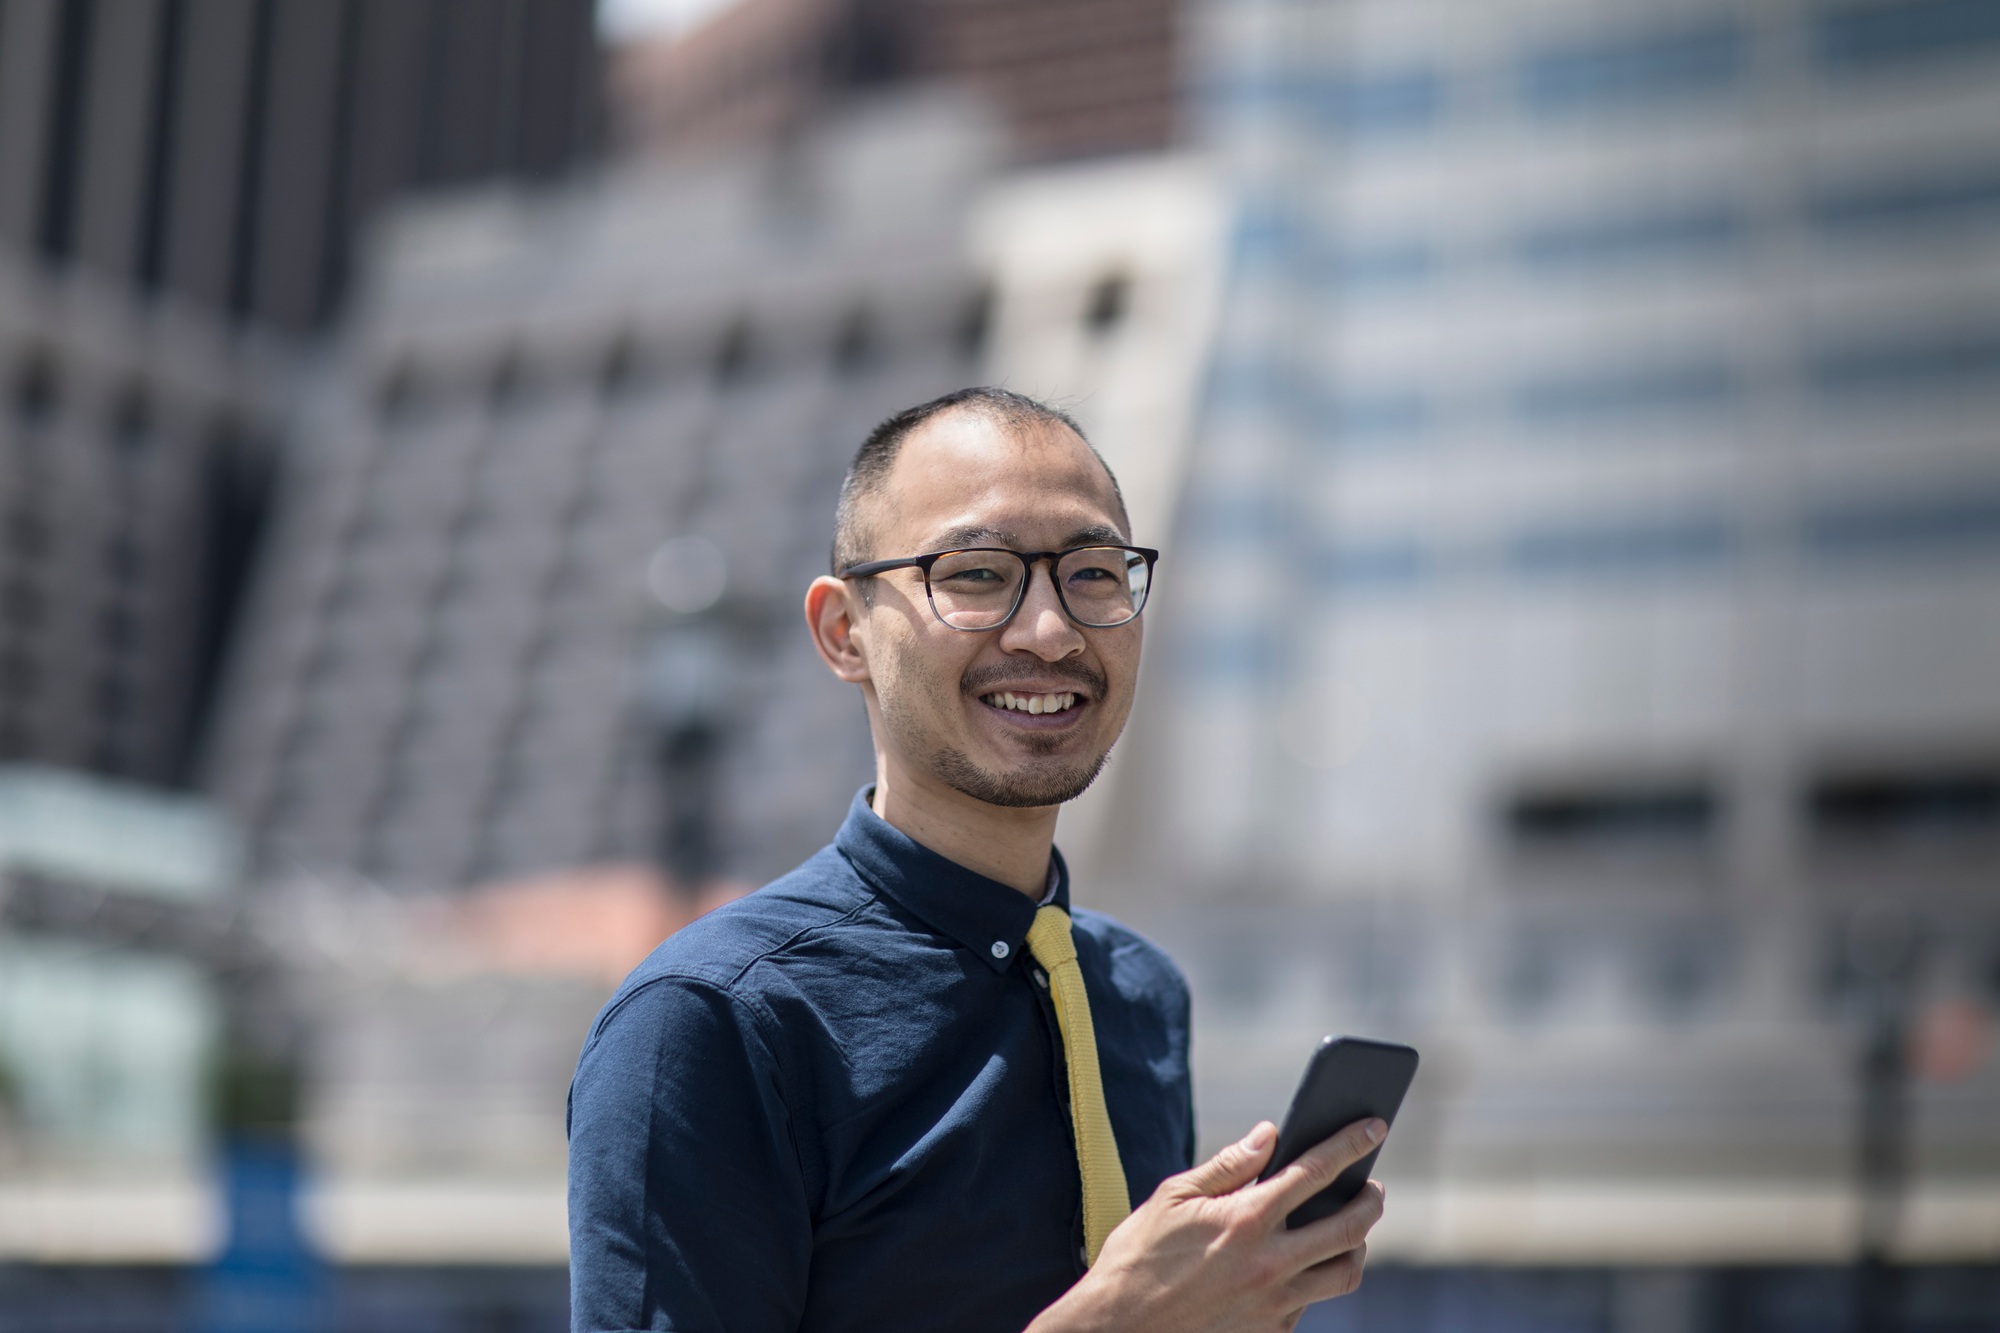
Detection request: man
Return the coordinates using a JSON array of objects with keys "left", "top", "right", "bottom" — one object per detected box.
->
[{"left": 568, "top": 388, "right": 1385, "bottom": 1332}]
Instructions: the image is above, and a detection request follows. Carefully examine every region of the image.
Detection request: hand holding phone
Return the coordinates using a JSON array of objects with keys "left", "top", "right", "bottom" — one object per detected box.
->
[
  {"left": 1026, "top": 1041, "right": 1408, "bottom": 1333},
  {"left": 1257, "top": 1035, "right": 1419, "bottom": 1228}
]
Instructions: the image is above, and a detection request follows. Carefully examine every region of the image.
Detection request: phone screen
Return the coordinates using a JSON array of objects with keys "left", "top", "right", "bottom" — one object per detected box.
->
[{"left": 1256, "top": 1035, "right": 1419, "bottom": 1229}]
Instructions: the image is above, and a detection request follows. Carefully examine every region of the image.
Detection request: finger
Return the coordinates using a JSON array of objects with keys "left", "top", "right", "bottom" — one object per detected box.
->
[
  {"left": 1279, "top": 1180, "right": 1383, "bottom": 1270},
  {"left": 1291, "top": 1243, "right": 1367, "bottom": 1305},
  {"left": 1174, "top": 1121, "right": 1277, "bottom": 1198},
  {"left": 1255, "top": 1117, "right": 1385, "bottom": 1217}
]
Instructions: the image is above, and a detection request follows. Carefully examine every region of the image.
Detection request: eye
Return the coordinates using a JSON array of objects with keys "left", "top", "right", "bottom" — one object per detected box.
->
[{"left": 935, "top": 563, "right": 1010, "bottom": 586}]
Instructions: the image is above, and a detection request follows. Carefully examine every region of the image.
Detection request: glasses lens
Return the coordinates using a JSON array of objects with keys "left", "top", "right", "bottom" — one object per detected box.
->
[
  {"left": 1057, "top": 547, "right": 1148, "bottom": 627},
  {"left": 928, "top": 550, "right": 1026, "bottom": 628}
]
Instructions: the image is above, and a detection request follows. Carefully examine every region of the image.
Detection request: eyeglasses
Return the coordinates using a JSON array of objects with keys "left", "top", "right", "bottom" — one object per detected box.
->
[{"left": 838, "top": 545, "right": 1159, "bottom": 631}]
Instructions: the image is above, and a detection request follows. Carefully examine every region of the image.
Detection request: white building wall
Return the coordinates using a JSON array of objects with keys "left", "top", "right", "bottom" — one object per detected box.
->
[{"left": 1142, "top": 0, "right": 2000, "bottom": 1262}]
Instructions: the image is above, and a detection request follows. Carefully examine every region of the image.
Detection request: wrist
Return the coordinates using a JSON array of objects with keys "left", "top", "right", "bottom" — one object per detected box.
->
[{"left": 1026, "top": 1267, "right": 1127, "bottom": 1333}]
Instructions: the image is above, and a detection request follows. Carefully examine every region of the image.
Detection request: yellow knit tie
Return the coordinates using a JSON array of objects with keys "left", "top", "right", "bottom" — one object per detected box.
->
[{"left": 1025, "top": 905, "right": 1131, "bottom": 1267}]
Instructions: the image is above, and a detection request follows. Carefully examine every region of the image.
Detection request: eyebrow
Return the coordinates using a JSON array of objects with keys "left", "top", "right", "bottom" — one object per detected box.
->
[
  {"left": 1062, "top": 524, "right": 1130, "bottom": 547},
  {"left": 934, "top": 524, "right": 1017, "bottom": 549},
  {"left": 928, "top": 523, "right": 1131, "bottom": 551}
]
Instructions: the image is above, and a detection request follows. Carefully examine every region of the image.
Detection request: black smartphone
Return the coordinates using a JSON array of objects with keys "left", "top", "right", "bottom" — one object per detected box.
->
[{"left": 1256, "top": 1035, "right": 1420, "bottom": 1229}]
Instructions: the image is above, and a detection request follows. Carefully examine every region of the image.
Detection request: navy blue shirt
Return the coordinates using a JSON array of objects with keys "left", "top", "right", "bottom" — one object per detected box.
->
[{"left": 567, "top": 789, "right": 1195, "bottom": 1333}]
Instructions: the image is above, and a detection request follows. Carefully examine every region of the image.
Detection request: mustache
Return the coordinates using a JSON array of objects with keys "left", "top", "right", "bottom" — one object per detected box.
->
[{"left": 961, "top": 660, "right": 1108, "bottom": 700}]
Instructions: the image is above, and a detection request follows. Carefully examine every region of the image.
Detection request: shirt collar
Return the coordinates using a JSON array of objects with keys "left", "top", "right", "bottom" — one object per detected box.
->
[{"left": 834, "top": 786, "right": 1070, "bottom": 974}]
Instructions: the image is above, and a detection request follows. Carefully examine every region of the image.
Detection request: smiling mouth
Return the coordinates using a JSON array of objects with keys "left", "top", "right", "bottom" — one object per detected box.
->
[{"left": 980, "top": 690, "right": 1082, "bottom": 717}]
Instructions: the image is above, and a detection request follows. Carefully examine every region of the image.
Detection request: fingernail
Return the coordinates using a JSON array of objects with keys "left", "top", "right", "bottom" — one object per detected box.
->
[
  {"left": 1241, "top": 1122, "right": 1272, "bottom": 1150},
  {"left": 1365, "top": 1119, "right": 1387, "bottom": 1144}
]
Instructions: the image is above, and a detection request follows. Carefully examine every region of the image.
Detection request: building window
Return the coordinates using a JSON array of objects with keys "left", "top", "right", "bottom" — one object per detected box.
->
[
  {"left": 1084, "top": 273, "right": 1130, "bottom": 339},
  {"left": 376, "top": 360, "right": 425, "bottom": 427},
  {"left": 1641, "top": 929, "right": 1731, "bottom": 1021},
  {"left": 712, "top": 317, "right": 754, "bottom": 386},
  {"left": 600, "top": 333, "right": 655, "bottom": 398},
  {"left": 1496, "top": 936, "right": 1564, "bottom": 1022},
  {"left": 1519, "top": 22, "right": 1747, "bottom": 114},
  {"left": 955, "top": 286, "right": 993, "bottom": 362},
  {"left": 1510, "top": 362, "right": 1742, "bottom": 422},
  {"left": 1810, "top": 766, "right": 2000, "bottom": 850},
  {"left": 110, "top": 382, "right": 153, "bottom": 454},
  {"left": 1232, "top": 204, "right": 1302, "bottom": 268},
  {"left": 1810, "top": 167, "right": 2000, "bottom": 233},
  {"left": 1315, "top": 69, "right": 1445, "bottom": 138},
  {"left": 832, "top": 306, "right": 878, "bottom": 375},
  {"left": 1815, "top": 0, "right": 2000, "bottom": 72},
  {"left": 1505, "top": 515, "right": 1736, "bottom": 578},
  {"left": 10, "top": 349, "right": 60, "bottom": 426},
  {"left": 1204, "top": 355, "right": 1297, "bottom": 415},
  {"left": 488, "top": 348, "right": 536, "bottom": 410},
  {"left": 1325, "top": 241, "right": 1437, "bottom": 294},
  {"left": 1807, "top": 330, "right": 2000, "bottom": 396},
  {"left": 1514, "top": 205, "right": 1745, "bottom": 269},
  {"left": 1180, "top": 491, "right": 1286, "bottom": 544},
  {"left": 1319, "top": 390, "right": 1434, "bottom": 447},
  {"left": 1504, "top": 781, "right": 1721, "bottom": 860},
  {"left": 1311, "top": 539, "right": 1432, "bottom": 591},
  {"left": 1174, "top": 627, "right": 1281, "bottom": 684},
  {"left": 1804, "top": 489, "right": 2000, "bottom": 560}
]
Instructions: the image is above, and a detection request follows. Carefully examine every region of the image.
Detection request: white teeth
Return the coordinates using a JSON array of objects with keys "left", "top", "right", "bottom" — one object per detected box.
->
[{"left": 984, "top": 691, "right": 1080, "bottom": 714}]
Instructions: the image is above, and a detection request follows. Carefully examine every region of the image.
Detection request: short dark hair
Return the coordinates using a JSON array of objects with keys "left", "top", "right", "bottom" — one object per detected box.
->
[{"left": 830, "top": 386, "right": 1129, "bottom": 575}]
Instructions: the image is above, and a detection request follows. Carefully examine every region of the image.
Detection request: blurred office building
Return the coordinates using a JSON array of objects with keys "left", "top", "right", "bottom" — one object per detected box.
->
[
  {"left": 0, "top": 0, "right": 603, "bottom": 801},
  {"left": 608, "top": 0, "right": 1180, "bottom": 163},
  {"left": 1123, "top": 0, "right": 2000, "bottom": 1301},
  {"left": 0, "top": 269, "right": 260, "bottom": 1276},
  {"left": 0, "top": 256, "right": 280, "bottom": 788},
  {"left": 0, "top": 0, "right": 601, "bottom": 334}
]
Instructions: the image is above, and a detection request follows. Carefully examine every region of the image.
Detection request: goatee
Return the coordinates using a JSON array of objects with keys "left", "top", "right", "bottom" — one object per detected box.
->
[{"left": 929, "top": 744, "right": 1111, "bottom": 808}]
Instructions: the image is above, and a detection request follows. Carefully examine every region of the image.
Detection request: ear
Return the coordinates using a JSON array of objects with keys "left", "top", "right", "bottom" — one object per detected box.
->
[{"left": 805, "top": 576, "right": 871, "bottom": 684}]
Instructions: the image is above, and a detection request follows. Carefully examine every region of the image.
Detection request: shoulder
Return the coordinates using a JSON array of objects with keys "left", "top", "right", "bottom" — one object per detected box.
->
[
  {"left": 588, "top": 846, "right": 874, "bottom": 1040},
  {"left": 1071, "top": 907, "right": 1190, "bottom": 1012}
]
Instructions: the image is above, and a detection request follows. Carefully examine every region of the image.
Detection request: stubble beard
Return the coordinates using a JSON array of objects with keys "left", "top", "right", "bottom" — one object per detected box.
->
[{"left": 929, "top": 739, "right": 1111, "bottom": 809}]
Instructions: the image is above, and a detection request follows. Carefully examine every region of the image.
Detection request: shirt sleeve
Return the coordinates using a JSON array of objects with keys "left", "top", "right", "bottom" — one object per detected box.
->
[{"left": 567, "top": 974, "right": 811, "bottom": 1333}]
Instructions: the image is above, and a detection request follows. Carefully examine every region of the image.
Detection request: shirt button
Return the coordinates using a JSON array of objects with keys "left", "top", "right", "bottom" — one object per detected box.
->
[
  {"left": 991, "top": 940, "right": 1010, "bottom": 960},
  {"left": 1033, "top": 968, "right": 1048, "bottom": 988}
]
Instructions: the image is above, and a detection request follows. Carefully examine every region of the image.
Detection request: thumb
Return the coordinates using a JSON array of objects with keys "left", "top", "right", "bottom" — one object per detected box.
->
[{"left": 1176, "top": 1121, "right": 1277, "bottom": 1198}]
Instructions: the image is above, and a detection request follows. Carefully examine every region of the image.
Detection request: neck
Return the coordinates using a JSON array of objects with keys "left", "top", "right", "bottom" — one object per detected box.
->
[{"left": 870, "top": 750, "right": 1060, "bottom": 899}]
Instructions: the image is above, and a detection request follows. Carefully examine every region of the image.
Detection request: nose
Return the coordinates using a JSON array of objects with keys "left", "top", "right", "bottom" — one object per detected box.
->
[{"left": 998, "top": 557, "right": 1085, "bottom": 660}]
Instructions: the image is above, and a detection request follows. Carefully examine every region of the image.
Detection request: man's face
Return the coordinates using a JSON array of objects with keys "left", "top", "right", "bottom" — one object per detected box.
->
[{"left": 849, "top": 411, "right": 1142, "bottom": 809}]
